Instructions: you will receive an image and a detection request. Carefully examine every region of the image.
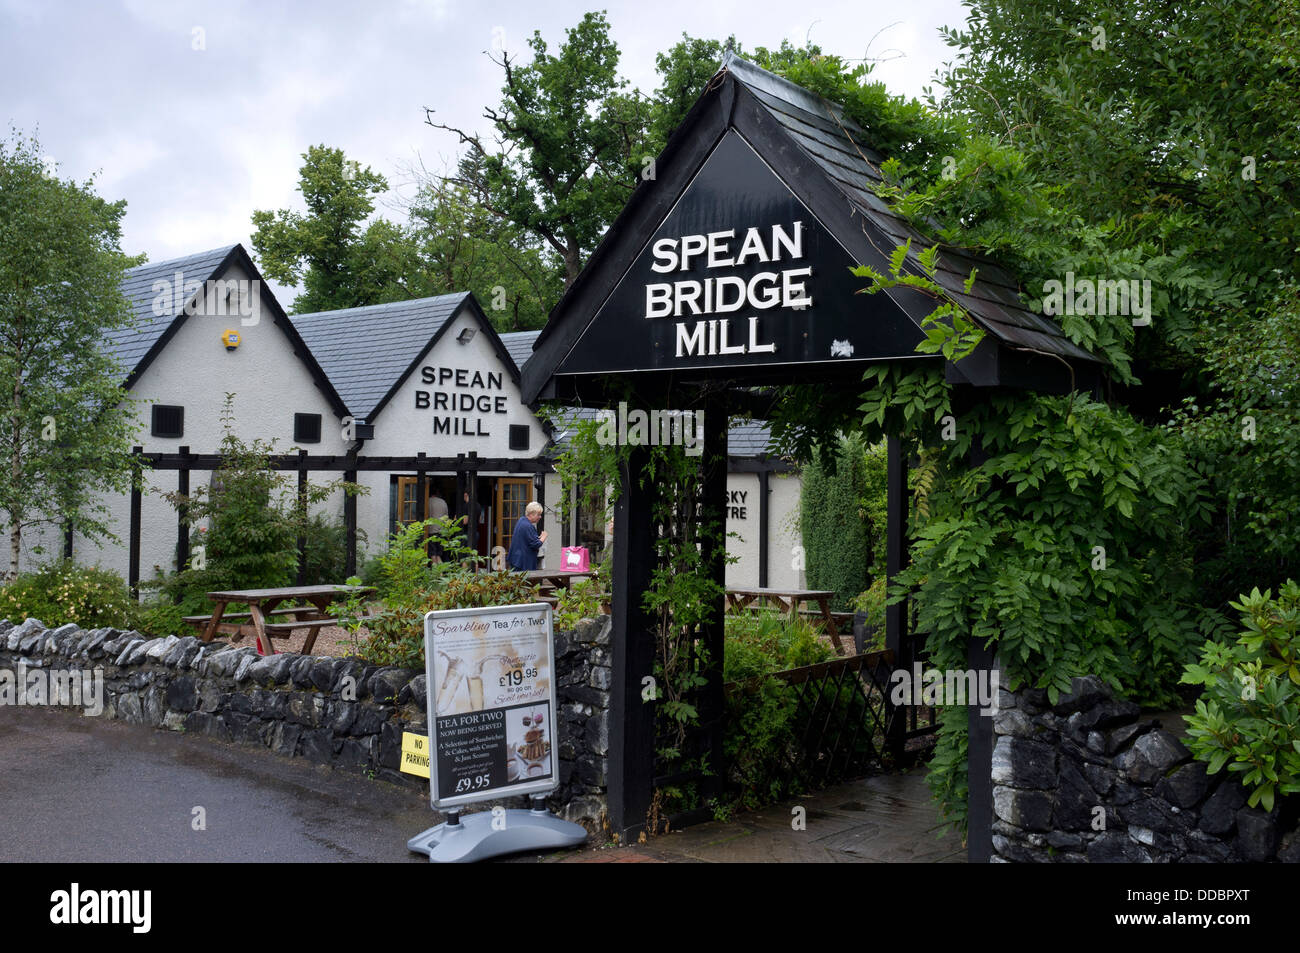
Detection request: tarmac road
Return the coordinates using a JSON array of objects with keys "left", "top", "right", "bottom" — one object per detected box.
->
[
  {"left": 0, "top": 704, "right": 435, "bottom": 862},
  {"left": 0, "top": 703, "right": 963, "bottom": 865}
]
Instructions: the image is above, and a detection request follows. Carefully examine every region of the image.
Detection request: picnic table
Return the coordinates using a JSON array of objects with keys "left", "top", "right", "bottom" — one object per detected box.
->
[
  {"left": 525, "top": 569, "right": 595, "bottom": 591},
  {"left": 188, "top": 584, "right": 376, "bottom": 656},
  {"left": 725, "top": 586, "right": 846, "bottom": 655}
]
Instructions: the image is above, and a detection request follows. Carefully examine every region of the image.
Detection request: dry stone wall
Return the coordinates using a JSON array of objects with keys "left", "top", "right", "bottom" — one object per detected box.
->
[
  {"left": 991, "top": 674, "right": 1300, "bottom": 863},
  {"left": 0, "top": 615, "right": 611, "bottom": 831}
]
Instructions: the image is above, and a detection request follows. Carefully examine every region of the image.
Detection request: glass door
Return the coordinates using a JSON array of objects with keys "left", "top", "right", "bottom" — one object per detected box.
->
[
  {"left": 494, "top": 478, "right": 533, "bottom": 555},
  {"left": 395, "top": 476, "right": 421, "bottom": 528}
]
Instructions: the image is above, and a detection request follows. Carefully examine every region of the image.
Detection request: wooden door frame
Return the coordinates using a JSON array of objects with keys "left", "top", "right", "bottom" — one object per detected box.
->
[{"left": 493, "top": 477, "right": 534, "bottom": 555}]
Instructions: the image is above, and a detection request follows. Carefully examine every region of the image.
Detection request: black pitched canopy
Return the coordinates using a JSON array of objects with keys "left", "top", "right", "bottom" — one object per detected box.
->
[{"left": 520, "top": 53, "right": 1104, "bottom": 403}]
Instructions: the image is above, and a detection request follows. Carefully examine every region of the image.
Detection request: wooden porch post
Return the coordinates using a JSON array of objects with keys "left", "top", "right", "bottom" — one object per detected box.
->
[
  {"left": 128, "top": 446, "right": 142, "bottom": 599},
  {"left": 697, "top": 391, "right": 729, "bottom": 807},
  {"left": 466, "top": 452, "right": 479, "bottom": 555},
  {"left": 884, "top": 433, "right": 910, "bottom": 759},
  {"left": 757, "top": 468, "right": 770, "bottom": 588},
  {"left": 416, "top": 451, "right": 429, "bottom": 561},
  {"left": 176, "top": 445, "right": 190, "bottom": 572},
  {"left": 608, "top": 443, "right": 657, "bottom": 841},
  {"left": 295, "top": 449, "right": 308, "bottom": 585},
  {"left": 344, "top": 450, "right": 358, "bottom": 577}
]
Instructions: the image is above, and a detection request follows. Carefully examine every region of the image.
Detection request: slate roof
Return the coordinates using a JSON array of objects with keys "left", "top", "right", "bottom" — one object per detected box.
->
[
  {"left": 726, "top": 419, "right": 776, "bottom": 456},
  {"left": 290, "top": 294, "right": 470, "bottom": 421},
  {"left": 109, "top": 246, "right": 237, "bottom": 379},
  {"left": 499, "top": 329, "right": 541, "bottom": 372},
  {"left": 720, "top": 53, "right": 1098, "bottom": 364}
]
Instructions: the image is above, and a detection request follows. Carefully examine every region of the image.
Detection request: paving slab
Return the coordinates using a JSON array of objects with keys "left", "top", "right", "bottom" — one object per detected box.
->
[{"left": 533, "top": 771, "right": 965, "bottom": 863}]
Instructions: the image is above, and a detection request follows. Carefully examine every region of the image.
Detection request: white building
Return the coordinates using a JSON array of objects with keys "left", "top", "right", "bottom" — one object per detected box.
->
[{"left": 28, "top": 243, "right": 803, "bottom": 589}]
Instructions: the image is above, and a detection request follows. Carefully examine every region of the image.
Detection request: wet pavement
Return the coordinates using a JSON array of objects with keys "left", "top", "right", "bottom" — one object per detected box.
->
[
  {"left": 0, "top": 704, "right": 431, "bottom": 862},
  {"left": 537, "top": 771, "right": 966, "bottom": 863},
  {"left": 0, "top": 705, "right": 962, "bottom": 863}
]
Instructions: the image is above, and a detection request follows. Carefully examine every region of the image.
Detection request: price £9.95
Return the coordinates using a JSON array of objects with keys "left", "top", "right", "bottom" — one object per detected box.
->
[{"left": 455, "top": 773, "right": 492, "bottom": 793}]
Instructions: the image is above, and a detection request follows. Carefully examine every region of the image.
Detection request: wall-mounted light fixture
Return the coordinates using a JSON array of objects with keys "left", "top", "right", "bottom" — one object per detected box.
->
[{"left": 457, "top": 327, "right": 476, "bottom": 345}]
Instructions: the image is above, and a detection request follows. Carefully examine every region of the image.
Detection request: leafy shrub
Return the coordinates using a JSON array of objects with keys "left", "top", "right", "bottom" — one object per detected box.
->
[
  {"left": 860, "top": 439, "right": 889, "bottom": 571},
  {"left": 424, "top": 570, "right": 541, "bottom": 612},
  {"left": 1181, "top": 581, "right": 1300, "bottom": 811},
  {"left": 725, "top": 610, "right": 835, "bottom": 675},
  {"left": 298, "top": 513, "right": 365, "bottom": 587},
  {"left": 0, "top": 560, "right": 138, "bottom": 629},
  {"left": 799, "top": 433, "right": 871, "bottom": 611},
  {"left": 134, "top": 598, "right": 187, "bottom": 637},
  {"left": 351, "top": 513, "right": 540, "bottom": 669},
  {"left": 357, "top": 572, "right": 542, "bottom": 669},
  {"left": 851, "top": 577, "right": 888, "bottom": 652},
  {"left": 554, "top": 567, "right": 609, "bottom": 629},
  {"left": 150, "top": 395, "right": 362, "bottom": 614},
  {"left": 355, "top": 606, "right": 426, "bottom": 669},
  {"left": 862, "top": 381, "right": 1212, "bottom": 836},
  {"left": 721, "top": 612, "right": 838, "bottom": 809}
]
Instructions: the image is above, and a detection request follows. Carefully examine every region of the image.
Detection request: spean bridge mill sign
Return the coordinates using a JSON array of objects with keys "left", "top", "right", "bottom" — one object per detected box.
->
[{"left": 519, "top": 52, "right": 1105, "bottom": 861}]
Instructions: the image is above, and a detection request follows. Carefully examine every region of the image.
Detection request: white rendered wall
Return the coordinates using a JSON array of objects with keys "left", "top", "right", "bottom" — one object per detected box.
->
[
  {"left": 767, "top": 471, "right": 805, "bottom": 590},
  {"left": 724, "top": 473, "right": 761, "bottom": 586},
  {"left": 69, "top": 259, "right": 349, "bottom": 579},
  {"left": 352, "top": 308, "right": 551, "bottom": 563},
  {"left": 362, "top": 310, "right": 547, "bottom": 460}
]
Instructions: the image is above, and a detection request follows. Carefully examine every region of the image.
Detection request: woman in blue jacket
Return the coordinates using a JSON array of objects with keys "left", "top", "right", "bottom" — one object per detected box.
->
[{"left": 507, "top": 502, "right": 547, "bottom": 571}]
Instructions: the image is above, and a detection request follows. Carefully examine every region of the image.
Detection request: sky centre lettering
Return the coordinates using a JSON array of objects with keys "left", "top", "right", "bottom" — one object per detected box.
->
[
  {"left": 643, "top": 222, "right": 811, "bottom": 359},
  {"left": 415, "top": 366, "right": 508, "bottom": 437}
]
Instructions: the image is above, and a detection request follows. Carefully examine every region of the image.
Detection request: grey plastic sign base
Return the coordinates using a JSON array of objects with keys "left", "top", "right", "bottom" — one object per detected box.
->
[{"left": 407, "top": 805, "right": 588, "bottom": 863}]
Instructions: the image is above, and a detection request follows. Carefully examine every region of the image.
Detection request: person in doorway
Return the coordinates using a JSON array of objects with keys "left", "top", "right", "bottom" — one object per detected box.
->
[
  {"left": 507, "top": 501, "right": 547, "bottom": 572},
  {"left": 456, "top": 490, "right": 484, "bottom": 562},
  {"left": 428, "top": 490, "right": 449, "bottom": 562}
]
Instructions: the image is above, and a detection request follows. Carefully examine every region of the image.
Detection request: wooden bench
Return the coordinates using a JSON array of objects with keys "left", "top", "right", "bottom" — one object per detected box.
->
[
  {"left": 196, "top": 584, "right": 376, "bottom": 655},
  {"left": 262, "top": 618, "right": 337, "bottom": 655},
  {"left": 182, "top": 607, "right": 311, "bottom": 629},
  {"left": 262, "top": 613, "right": 382, "bottom": 654},
  {"left": 797, "top": 608, "right": 855, "bottom": 632}
]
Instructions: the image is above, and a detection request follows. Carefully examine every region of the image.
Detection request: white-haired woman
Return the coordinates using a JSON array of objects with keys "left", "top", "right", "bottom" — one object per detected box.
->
[{"left": 506, "top": 501, "right": 547, "bottom": 571}]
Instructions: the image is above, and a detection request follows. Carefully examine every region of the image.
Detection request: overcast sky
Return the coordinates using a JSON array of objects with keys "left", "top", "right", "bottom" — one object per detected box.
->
[{"left": 1, "top": 0, "right": 969, "bottom": 299}]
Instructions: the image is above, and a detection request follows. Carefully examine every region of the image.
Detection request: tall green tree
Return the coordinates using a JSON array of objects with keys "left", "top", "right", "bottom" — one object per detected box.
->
[
  {"left": 923, "top": 0, "right": 1300, "bottom": 603},
  {"left": 425, "top": 11, "right": 651, "bottom": 285},
  {"left": 251, "top": 145, "right": 411, "bottom": 314},
  {"left": 648, "top": 33, "right": 739, "bottom": 147},
  {"left": 425, "top": 15, "right": 755, "bottom": 287},
  {"left": 0, "top": 130, "right": 144, "bottom": 579},
  {"left": 401, "top": 175, "right": 562, "bottom": 331},
  {"left": 799, "top": 434, "right": 871, "bottom": 611}
]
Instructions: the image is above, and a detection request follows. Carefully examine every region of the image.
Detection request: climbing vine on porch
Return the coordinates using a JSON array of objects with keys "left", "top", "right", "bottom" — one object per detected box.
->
[
  {"left": 771, "top": 361, "right": 1218, "bottom": 835},
  {"left": 543, "top": 399, "right": 731, "bottom": 830}
]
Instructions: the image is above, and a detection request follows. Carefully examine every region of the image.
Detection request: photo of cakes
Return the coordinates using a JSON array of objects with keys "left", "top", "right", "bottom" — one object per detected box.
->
[{"left": 504, "top": 702, "right": 553, "bottom": 783}]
